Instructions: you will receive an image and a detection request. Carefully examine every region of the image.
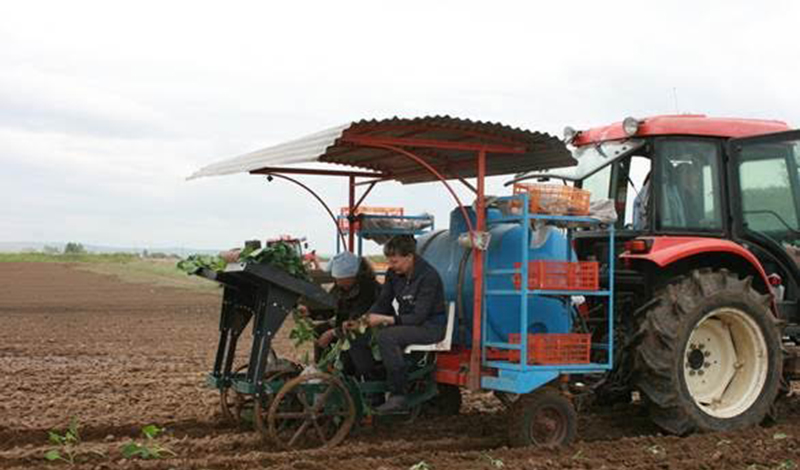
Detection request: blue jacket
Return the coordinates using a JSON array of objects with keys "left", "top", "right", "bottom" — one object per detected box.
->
[{"left": 370, "top": 256, "right": 446, "bottom": 326}]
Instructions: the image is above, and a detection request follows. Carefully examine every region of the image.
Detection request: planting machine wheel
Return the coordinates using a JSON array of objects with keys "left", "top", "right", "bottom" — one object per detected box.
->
[
  {"left": 264, "top": 372, "right": 356, "bottom": 450},
  {"left": 220, "top": 365, "right": 251, "bottom": 426},
  {"left": 253, "top": 369, "right": 301, "bottom": 433},
  {"left": 507, "top": 388, "right": 577, "bottom": 447},
  {"left": 633, "top": 269, "right": 782, "bottom": 435},
  {"left": 219, "top": 350, "right": 286, "bottom": 426}
]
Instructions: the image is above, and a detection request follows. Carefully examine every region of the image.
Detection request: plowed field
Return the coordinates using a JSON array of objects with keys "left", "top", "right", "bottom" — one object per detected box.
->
[{"left": 0, "top": 262, "right": 797, "bottom": 469}]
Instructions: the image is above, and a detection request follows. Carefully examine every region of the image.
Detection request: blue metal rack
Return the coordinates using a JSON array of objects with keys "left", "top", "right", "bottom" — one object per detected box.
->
[{"left": 480, "top": 193, "right": 615, "bottom": 394}]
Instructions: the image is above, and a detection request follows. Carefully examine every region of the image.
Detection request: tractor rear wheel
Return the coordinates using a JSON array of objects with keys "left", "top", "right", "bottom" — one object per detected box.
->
[{"left": 633, "top": 269, "right": 782, "bottom": 434}]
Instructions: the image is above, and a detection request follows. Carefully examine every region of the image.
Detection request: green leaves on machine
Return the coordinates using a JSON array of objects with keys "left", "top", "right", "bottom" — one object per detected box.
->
[
  {"left": 176, "top": 241, "right": 310, "bottom": 281},
  {"left": 176, "top": 254, "right": 227, "bottom": 274},
  {"left": 240, "top": 242, "right": 310, "bottom": 281}
]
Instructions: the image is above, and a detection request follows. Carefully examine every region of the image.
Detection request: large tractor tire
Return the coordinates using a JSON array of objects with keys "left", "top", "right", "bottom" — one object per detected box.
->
[{"left": 633, "top": 269, "right": 782, "bottom": 435}]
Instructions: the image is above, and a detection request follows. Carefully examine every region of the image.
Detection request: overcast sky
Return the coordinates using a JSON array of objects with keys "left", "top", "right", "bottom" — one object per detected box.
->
[{"left": 2, "top": 0, "right": 799, "bottom": 254}]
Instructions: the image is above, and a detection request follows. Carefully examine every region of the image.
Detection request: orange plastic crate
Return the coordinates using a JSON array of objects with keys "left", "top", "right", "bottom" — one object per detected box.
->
[
  {"left": 510, "top": 183, "right": 590, "bottom": 215},
  {"left": 507, "top": 333, "right": 591, "bottom": 364},
  {"left": 512, "top": 260, "right": 599, "bottom": 291}
]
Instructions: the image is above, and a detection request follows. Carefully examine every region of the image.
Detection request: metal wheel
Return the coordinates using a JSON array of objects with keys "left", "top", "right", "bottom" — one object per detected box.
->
[
  {"left": 220, "top": 365, "right": 250, "bottom": 425},
  {"left": 684, "top": 308, "right": 769, "bottom": 419},
  {"left": 253, "top": 369, "right": 301, "bottom": 436},
  {"left": 266, "top": 372, "right": 356, "bottom": 450},
  {"left": 508, "top": 389, "right": 576, "bottom": 448}
]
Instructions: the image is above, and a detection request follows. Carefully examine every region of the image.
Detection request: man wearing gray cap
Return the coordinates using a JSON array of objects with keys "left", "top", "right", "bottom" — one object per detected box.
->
[{"left": 311, "top": 251, "right": 380, "bottom": 377}]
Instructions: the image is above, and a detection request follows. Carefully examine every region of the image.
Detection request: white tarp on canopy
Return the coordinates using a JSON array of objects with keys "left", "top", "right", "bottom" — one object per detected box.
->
[{"left": 188, "top": 123, "right": 349, "bottom": 180}]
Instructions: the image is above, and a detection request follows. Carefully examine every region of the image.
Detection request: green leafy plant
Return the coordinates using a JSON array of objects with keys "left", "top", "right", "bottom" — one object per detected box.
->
[
  {"left": 317, "top": 315, "right": 377, "bottom": 370},
  {"left": 176, "top": 254, "right": 227, "bottom": 274},
  {"left": 289, "top": 311, "right": 318, "bottom": 348},
  {"left": 44, "top": 418, "right": 81, "bottom": 464},
  {"left": 120, "top": 425, "right": 176, "bottom": 460},
  {"left": 177, "top": 241, "right": 310, "bottom": 281},
  {"left": 241, "top": 241, "right": 310, "bottom": 281}
]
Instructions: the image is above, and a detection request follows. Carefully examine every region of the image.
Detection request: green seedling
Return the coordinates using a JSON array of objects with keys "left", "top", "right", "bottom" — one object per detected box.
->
[
  {"left": 120, "top": 425, "right": 176, "bottom": 460},
  {"left": 410, "top": 462, "right": 432, "bottom": 470},
  {"left": 481, "top": 453, "right": 505, "bottom": 468},
  {"left": 646, "top": 444, "right": 666, "bottom": 456},
  {"left": 773, "top": 432, "right": 789, "bottom": 440},
  {"left": 44, "top": 417, "right": 81, "bottom": 464}
]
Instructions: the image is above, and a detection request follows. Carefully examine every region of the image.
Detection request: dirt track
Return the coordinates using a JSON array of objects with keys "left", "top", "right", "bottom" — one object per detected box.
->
[{"left": 0, "top": 262, "right": 798, "bottom": 469}]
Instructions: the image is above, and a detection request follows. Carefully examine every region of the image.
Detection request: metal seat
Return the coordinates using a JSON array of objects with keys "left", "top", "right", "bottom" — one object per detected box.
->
[{"left": 404, "top": 302, "right": 455, "bottom": 353}]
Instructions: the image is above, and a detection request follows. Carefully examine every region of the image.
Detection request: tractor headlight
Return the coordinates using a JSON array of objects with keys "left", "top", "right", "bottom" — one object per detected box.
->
[{"left": 622, "top": 117, "right": 641, "bottom": 136}]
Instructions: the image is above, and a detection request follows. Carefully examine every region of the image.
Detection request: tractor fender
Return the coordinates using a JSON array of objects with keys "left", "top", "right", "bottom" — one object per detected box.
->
[{"left": 622, "top": 236, "right": 772, "bottom": 294}]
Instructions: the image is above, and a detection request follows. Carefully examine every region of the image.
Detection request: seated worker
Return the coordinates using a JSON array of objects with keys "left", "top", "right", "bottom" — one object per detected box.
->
[
  {"left": 365, "top": 235, "right": 446, "bottom": 413},
  {"left": 312, "top": 251, "right": 381, "bottom": 377}
]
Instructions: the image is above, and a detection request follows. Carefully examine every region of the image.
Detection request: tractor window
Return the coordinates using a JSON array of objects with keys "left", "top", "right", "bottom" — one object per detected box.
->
[
  {"left": 581, "top": 165, "right": 612, "bottom": 201},
  {"left": 625, "top": 156, "right": 652, "bottom": 228},
  {"left": 738, "top": 143, "right": 800, "bottom": 239},
  {"left": 656, "top": 140, "right": 723, "bottom": 231}
]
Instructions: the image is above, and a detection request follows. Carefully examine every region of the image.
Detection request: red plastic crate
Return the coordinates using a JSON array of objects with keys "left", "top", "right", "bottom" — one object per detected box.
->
[
  {"left": 512, "top": 260, "right": 599, "bottom": 291},
  {"left": 510, "top": 183, "right": 591, "bottom": 215},
  {"left": 507, "top": 333, "right": 591, "bottom": 364}
]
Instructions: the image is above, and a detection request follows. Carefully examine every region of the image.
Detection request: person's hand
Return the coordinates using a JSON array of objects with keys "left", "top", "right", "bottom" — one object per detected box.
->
[
  {"left": 316, "top": 329, "right": 337, "bottom": 348},
  {"left": 366, "top": 313, "right": 395, "bottom": 328}
]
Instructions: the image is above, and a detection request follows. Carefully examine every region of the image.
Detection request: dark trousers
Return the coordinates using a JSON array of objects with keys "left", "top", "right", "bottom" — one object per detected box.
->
[
  {"left": 377, "top": 324, "right": 445, "bottom": 395},
  {"left": 344, "top": 333, "right": 376, "bottom": 378}
]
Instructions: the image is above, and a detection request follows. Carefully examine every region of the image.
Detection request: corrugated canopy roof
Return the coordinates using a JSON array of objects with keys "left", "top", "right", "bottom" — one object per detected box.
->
[{"left": 189, "top": 116, "right": 575, "bottom": 184}]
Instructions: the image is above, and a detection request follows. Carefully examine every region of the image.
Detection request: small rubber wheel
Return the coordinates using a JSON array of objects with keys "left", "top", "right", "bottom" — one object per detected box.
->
[{"left": 508, "top": 389, "right": 577, "bottom": 447}]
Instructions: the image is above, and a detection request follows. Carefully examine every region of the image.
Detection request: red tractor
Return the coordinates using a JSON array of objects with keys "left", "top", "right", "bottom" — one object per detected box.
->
[{"left": 518, "top": 115, "right": 800, "bottom": 434}]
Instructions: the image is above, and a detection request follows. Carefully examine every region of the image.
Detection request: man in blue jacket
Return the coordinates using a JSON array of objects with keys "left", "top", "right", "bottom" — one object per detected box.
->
[{"left": 366, "top": 235, "right": 446, "bottom": 413}]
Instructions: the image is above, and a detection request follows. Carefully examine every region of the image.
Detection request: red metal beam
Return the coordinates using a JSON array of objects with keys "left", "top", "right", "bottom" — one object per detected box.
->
[
  {"left": 348, "top": 176, "right": 356, "bottom": 252},
  {"left": 353, "top": 181, "right": 377, "bottom": 212},
  {"left": 342, "top": 135, "right": 525, "bottom": 154},
  {"left": 457, "top": 177, "right": 477, "bottom": 195},
  {"left": 251, "top": 166, "right": 386, "bottom": 178},
  {"left": 469, "top": 149, "right": 487, "bottom": 390}
]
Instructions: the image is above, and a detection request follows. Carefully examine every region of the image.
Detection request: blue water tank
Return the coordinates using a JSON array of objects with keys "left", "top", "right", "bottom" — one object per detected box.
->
[{"left": 418, "top": 207, "right": 571, "bottom": 347}]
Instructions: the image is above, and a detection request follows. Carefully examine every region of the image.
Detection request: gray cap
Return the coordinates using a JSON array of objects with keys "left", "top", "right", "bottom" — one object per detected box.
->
[{"left": 329, "top": 251, "right": 360, "bottom": 279}]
